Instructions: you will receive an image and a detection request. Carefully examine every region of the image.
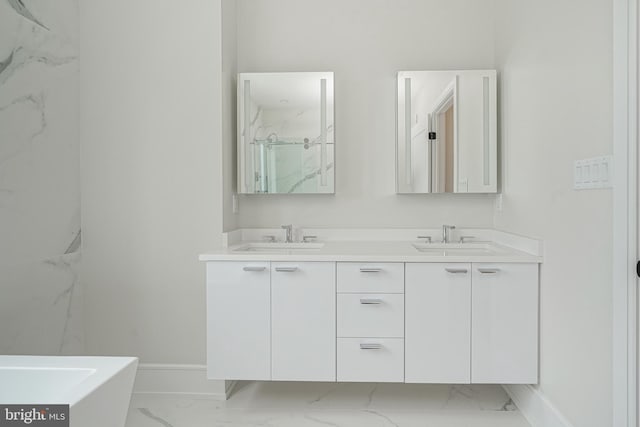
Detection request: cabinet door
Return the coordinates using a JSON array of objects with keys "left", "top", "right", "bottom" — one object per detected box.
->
[
  {"left": 405, "top": 263, "right": 471, "bottom": 383},
  {"left": 472, "top": 263, "right": 538, "bottom": 384},
  {"left": 206, "top": 261, "right": 270, "bottom": 380},
  {"left": 272, "top": 262, "right": 336, "bottom": 381}
]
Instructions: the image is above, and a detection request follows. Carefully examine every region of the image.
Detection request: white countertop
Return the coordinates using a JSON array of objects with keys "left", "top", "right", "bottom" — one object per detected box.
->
[{"left": 199, "top": 240, "right": 542, "bottom": 263}]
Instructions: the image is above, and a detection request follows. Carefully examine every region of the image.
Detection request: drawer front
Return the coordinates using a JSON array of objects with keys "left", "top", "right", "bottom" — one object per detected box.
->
[
  {"left": 337, "top": 294, "right": 404, "bottom": 338},
  {"left": 337, "top": 338, "right": 404, "bottom": 382},
  {"left": 337, "top": 262, "right": 404, "bottom": 293}
]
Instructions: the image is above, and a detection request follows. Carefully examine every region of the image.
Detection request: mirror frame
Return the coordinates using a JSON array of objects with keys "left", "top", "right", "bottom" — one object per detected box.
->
[
  {"left": 396, "top": 70, "right": 497, "bottom": 194},
  {"left": 237, "top": 72, "right": 335, "bottom": 195}
]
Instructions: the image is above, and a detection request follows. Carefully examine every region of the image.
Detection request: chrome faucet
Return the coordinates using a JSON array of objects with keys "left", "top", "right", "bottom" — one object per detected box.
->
[
  {"left": 442, "top": 225, "right": 456, "bottom": 243},
  {"left": 281, "top": 224, "right": 294, "bottom": 243}
]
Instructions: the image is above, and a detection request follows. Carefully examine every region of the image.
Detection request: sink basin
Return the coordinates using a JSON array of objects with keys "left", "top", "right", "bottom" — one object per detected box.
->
[
  {"left": 412, "top": 242, "right": 500, "bottom": 256},
  {"left": 233, "top": 242, "right": 325, "bottom": 253}
]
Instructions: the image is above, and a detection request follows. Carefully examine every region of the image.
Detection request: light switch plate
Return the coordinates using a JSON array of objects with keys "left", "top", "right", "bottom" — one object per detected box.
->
[{"left": 574, "top": 156, "right": 613, "bottom": 190}]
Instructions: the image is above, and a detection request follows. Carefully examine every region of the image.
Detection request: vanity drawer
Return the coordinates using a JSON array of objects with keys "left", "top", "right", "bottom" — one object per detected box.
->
[
  {"left": 337, "top": 263, "right": 404, "bottom": 293},
  {"left": 337, "top": 294, "right": 404, "bottom": 338},
  {"left": 337, "top": 338, "right": 404, "bottom": 382}
]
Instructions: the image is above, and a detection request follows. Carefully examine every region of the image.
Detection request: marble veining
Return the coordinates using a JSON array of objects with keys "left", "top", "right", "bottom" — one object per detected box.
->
[
  {"left": 287, "top": 162, "right": 334, "bottom": 193},
  {"left": 0, "top": 50, "right": 14, "bottom": 75},
  {"left": 0, "top": 45, "right": 77, "bottom": 87},
  {"left": 0, "top": 0, "right": 82, "bottom": 355},
  {"left": 6, "top": 0, "right": 49, "bottom": 30},
  {"left": 304, "top": 413, "right": 342, "bottom": 427},
  {"left": 44, "top": 250, "right": 81, "bottom": 354},
  {"left": 0, "top": 92, "right": 46, "bottom": 166},
  {"left": 362, "top": 410, "right": 399, "bottom": 427},
  {"left": 308, "top": 385, "right": 340, "bottom": 405},
  {"left": 365, "top": 384, "right": 378, "bottom": 408},
  {"left": 244, "top": 88, "right": 335, "bottom": 193},
  {"left": 126, "top": 382, "right": 529, "bottom": 427},
  {"left": 65, "top": 229, "right": 81, "bottom": 254},
  {"left": 138, "top": 409, "right": 174, "bottom": 427}
]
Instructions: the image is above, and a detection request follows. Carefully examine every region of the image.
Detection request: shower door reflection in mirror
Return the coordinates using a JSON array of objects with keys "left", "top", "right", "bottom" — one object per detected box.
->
[
  {"left": 397, "top": 70, "right": 497, "bottom": 194},
  {"left": 238, "top": 72, "right": 335, "bottom": 194}
]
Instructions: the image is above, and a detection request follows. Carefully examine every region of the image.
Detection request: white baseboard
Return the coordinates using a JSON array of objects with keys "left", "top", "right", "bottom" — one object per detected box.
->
[
  {"left": 503, "top": 385, "right": 574, "bottom": 427},
  {"left": 132, "top": 363, "right": 235, "bottom": 400}
]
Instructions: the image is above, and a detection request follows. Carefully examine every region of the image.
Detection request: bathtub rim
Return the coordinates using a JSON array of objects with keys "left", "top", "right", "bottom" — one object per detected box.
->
[{"left": 0, "top": 355, "right": 138, "bottom": 406}]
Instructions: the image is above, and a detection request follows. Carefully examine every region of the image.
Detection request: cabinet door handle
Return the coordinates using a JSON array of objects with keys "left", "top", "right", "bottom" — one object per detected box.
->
[
  {"left": 243, "top": 266, "right": 266, "bottom": 272},
  {"left": 478, "top": 268, "right": 501, "bottom": 274},
  {"left": 275, "top": 266, "right": 298, "bottom": 272},
  {"left": 360, "top": 267, "right": 382, "bottom": 273},
  {"left": 445, "top": 268, "right": 468, "bottom": 274},
  {"left": 360, "top": 298, "right": 383, "bottom": 305},
  {"left": 360, "top": 343, "right": 382, "bottom": 350}
]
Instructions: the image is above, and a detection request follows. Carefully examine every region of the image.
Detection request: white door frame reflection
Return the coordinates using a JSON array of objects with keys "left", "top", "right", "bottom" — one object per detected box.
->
[{"left": 397, "top": 70, "right": 497, "bottom": 194}]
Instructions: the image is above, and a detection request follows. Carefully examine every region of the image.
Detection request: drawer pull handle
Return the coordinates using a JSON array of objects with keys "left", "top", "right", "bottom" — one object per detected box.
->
[
  {"left": 360, "top": 267, "right": 382, "bottom": 273},
  {"left": 445, "top": 268, "right": 468, "bottom": 274},
  {"left": 275, "top": 267, "right": 299, "bottom": 272},
  {"left": 243, "top": 266, "right": 266, "bottom": 272},
  {"left": 360, "top": 343, "right": 382, "bottom": 350},
  {"left": 478, "top": 268, "right": 501, "bottom": 274},
  {"left": 360, "top": 298, "right": 383, "bottom": 305}
]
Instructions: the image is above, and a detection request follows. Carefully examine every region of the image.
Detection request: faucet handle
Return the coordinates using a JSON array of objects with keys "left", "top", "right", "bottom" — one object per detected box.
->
[
  {"left": 281, "top": 224, "right": 294, "bottom": 242},
  {"left": 442, "top": 224, "right": 456, "bottom": 243},
  {"left": 459, "top": 236, "right": 475, "bottom": 243},
  {"left": 417, "top": 235, "right": 432, "bottom": 243},
  {"left": 302, "top": 235, "right": 318, "bottom": 243}
]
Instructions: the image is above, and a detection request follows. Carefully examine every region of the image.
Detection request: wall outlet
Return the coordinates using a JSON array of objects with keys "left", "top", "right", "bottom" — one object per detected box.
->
[
  {"left": 232, "top": 194, "right": 239, "bottom": 214},
  {"left": 574, "top": 156, "right": 613, "bottom": 190}
]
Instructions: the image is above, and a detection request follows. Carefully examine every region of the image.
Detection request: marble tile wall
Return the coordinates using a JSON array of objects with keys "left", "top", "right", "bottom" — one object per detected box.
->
[{"left": 0, "top": 0, "right": 82, "bottom": 355}]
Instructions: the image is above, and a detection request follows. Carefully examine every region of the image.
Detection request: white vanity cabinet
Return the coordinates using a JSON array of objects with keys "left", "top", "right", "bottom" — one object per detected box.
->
[
  {"left": 471, "top": 263, "right": 539, "bottom": 384},
  {"left": 206, "top": 262, "right": 271, "bottom": 380},
  {"left": 405, "top": 262, "right": 539, "bottom": 385},
  {"left": 405, "top": 263, "right": 472, "bottom": 383},
  {"left": 271, "top": 262, "right": 336, "bottom": 381},
  {"left": 204, "top": 257, "right": 539, "bottom": 385}
]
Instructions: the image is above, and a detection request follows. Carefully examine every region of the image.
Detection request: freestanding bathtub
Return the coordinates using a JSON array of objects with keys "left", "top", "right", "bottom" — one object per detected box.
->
[{"left": 0, "top": 356, "right": 138, "bottom": 427}]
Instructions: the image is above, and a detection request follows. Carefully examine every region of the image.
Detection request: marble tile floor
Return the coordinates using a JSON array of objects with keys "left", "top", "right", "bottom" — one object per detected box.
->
[{"left": 126, "top": 382, "right": 531, "bottom": 427}]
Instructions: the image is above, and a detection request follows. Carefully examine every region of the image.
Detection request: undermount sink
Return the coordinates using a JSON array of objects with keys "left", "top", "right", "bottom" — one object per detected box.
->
[
  {"left": 412, "top": 242, "right": 500, "bottom": 256},
  {"left": 233, "top": 242, "right": 325, "bottom": 253}
]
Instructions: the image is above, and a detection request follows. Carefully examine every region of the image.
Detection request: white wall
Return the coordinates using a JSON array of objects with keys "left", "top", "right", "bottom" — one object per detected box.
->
[
  {"left": 71, "top": 6, "right": 615, "bottom": 423},
  {"left": 493, "top": 1, "right": 613, "bottom": 426},
  {"left": 79, "top": 0, "right": 223, "bottom": 363},
  {"left": 0, "top": 0, "right": 83, "bottom": 355},
  {"left": 234, "top": 0, "right": 497, "bottom": 228},
  {"left": 222, "top": 0, "right": 238, "bottom": 232}
]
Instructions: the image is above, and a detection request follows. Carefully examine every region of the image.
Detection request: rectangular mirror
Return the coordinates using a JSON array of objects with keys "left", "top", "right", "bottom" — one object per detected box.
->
[
  {"left": 396, "top": 70, "right": 497, "bottom": 194},
  {"left": 238, "top": 72, "right": 335, "bottom": 194}
]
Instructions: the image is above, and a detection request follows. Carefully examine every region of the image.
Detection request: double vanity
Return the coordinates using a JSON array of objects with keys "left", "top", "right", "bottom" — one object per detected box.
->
[
  {"left": 202, "top": 69, "right": 538, "bottom": 389},
  {"left": 200, "top": 227, "right": 541, "bottom": 387}
]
